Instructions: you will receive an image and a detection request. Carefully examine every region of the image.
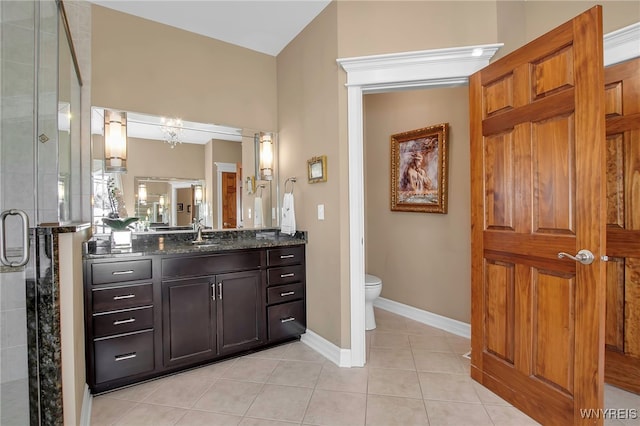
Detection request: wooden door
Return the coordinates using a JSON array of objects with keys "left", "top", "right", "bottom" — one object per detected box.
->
[
  {"left": 216, "top": 270, "right": 264, "bottom": 355},
  {"left": 469, "top": 7, "right": 606, "bottom": 425},
  {"left": 222, "top": 172, "right": 237, "bottom": 228},
  {"left": 604, "top": 57, "right": 640, "bottom": 394},
  {"left": 162, "top": 277, "right": 217, "bottom": 367}
]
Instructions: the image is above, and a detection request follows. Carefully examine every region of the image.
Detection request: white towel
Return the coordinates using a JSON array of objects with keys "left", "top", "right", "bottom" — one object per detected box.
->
[
  {"left": 281, "top": 193, "right": 296, "bottom": 235},
  {"left": 253, "top": 197, "right": 263, "bottom": 228}
]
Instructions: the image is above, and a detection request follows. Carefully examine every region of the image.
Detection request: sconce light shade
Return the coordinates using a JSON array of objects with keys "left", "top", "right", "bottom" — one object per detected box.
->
[
  {"left": 158, "top": 195, "right": 165, "bottom": 206},
  {"left": 138, "top": 183, "right": 147, "bottom": 203},
  {"left": 258, "top": 132, "right": 274, "bottom": 181},
  {"left": 194, "top": 185, "right": 203, "bottom": 204},
  {"left": 104, "top": 110, "right": 128, "bottom": 172}
]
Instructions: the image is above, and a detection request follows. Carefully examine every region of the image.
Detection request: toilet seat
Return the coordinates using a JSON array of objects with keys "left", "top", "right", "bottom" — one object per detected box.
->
[{"left": 365, "top": 274, "right": 382, "bottom": 286}]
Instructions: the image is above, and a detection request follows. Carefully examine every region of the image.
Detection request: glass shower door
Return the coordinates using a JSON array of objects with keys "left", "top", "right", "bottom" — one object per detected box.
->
[{"left": 0, "top": 0, "right": 37, "bottom": 423}]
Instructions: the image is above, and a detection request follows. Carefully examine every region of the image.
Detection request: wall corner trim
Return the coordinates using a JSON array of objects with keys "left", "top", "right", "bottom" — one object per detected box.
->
[
  {"left": 604, "top": 22, "right": 640, "bottom": 66},
  {"left": 301, "top": 329, "right": 354, "bottom": 367},
  {"left": 374, "top": 297, "right": 471, "bottom": 339},
  {"left": 80, "top": 384, "right": 92, "bottom": 426}
]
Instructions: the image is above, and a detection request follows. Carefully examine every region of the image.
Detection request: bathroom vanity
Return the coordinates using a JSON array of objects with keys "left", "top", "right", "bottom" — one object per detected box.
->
[{"left": 83, "top": 230, "right": 306, "bottom": 394}]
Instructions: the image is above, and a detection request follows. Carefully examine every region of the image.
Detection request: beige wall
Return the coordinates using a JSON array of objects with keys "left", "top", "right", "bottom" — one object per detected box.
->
[
  {"left": 277, "top": 2, "right": 344, "bottom": 346},
  {"left": 91, "top": 5, "right": 277, "bottom": 131},
  {"left": 364, "top": 87, "right": 471, "bottom": 322},
  {"left": 60, "top": 228, "right": 91, "bottom": 425}
]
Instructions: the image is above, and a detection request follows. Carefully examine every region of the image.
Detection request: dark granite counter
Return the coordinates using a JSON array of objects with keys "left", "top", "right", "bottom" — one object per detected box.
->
[{"left": 83, "top": 228, "right": 307, "bottom": 259}]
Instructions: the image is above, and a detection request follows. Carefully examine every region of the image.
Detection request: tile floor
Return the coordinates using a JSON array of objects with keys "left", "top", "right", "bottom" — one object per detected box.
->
[{"left": 90, "top": 308, "right": 639, "bottom": 425}]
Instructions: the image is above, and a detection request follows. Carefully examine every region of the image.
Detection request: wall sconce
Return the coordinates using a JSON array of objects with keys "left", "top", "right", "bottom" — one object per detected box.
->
[
  {"left": 138, "top": 183, "right": 147, "bottom": 204},
  {"left": 104, "top": 110, "right": 127, "bottom": 172},
  {"left": 257, "top": 132, "right": 274, "bottom": 181},
  {"left": 158, "top": 195, "right": 165, "bottom": 206},
  {"left": 194, "top": 185, "right": 203, "bottom": 204}
]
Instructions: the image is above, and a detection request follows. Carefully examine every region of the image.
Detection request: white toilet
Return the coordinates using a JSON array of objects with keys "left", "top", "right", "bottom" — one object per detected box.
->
[{"left": 364, "top": 274, "right": 383, "bottom": 330}]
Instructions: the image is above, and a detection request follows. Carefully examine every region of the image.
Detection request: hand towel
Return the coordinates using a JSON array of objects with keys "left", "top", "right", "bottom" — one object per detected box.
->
[
  {"left": 281, "top": 193, "right": 296, "bottom": 235},
  {"left": 253, "top": 197, "right": 263, "bottom": 228}
]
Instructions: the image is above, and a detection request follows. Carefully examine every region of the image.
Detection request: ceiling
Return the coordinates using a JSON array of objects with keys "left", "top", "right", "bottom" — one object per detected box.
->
[{"left": 87, "top": 0, "right": 332, "bottom": 56}]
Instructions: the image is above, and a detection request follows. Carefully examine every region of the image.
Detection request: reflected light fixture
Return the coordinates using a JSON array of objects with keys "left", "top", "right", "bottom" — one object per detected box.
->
[
  {"left": 160, "top": 117, "right": 184, "bottom": 148},
  {"left": 104, "top": 110, "right": 127, "bottom": 172},
  {"left": 138, "top": 183, "right": 147, "bottom": 204},
  {"left": 258, "top": 132, "right": 274, "bottom": 181},
  {"left": 194, "top": 185, "right": 203, "bottom": 204},
  {"left": 158, "top": 195, "right": 165, "bottom": 206}
]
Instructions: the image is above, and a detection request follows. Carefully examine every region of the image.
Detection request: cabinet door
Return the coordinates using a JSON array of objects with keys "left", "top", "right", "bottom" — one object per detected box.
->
[
  {"left": 216, "top": 270, "right": 265, "bottom": 355},
  {"left": 162, "top": 277, "right": 217, "bottom": 367}
]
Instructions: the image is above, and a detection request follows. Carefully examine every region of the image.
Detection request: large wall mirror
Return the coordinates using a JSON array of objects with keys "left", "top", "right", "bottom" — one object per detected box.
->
[{"left": 91, "top": 107, "right": 277, "bottom": 233}]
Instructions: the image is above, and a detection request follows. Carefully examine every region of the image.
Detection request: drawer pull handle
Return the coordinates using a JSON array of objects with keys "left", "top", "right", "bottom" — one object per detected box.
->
[
  {"left": 280, "top": 317, "right": 296, "bottom": 323},
  {"left": 112, "top": 270, "right": 134, "bottom": 275},
  {"left": 280, "top": 273, "right": 295, "bottom": 278},
  {"left": 114, "top": 352, "right": 137, "bottom": 362},
  {"left": 280, "top": 291, "right": 295, "bottom": 297},
  {"left": 113, "top": 318, "right": 136, "bottom": 326},
  {"left": 280, "top": 254, "right": 295, "bottom": 259},
  {"left": 113, "top": 294, "right": 135, "bottom": 300}
]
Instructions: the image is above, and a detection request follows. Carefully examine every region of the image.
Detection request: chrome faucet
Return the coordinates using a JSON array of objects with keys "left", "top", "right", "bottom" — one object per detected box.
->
[{"left": 192, "top": 218, "right": 204, "bottom": 243}]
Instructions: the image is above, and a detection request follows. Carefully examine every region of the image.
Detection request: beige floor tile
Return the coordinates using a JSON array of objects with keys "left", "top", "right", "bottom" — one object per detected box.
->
[
  {"left": 408, "top": 335, "right": 452, "bottom": 352},
  {"left": 367, "top": 347, "right": 415, "bottom": 370},
  {"left": 175, "top": 409, "right": 242, "bottom": 426},
  {"left": 179, "top": 357, "right": 237, "bottom": 380},
  {"left": 316, "top": 363, "right": 368, "bottom": 394},
  {"left": 412, "top": 350, "right": 466, "bottom": 373},
  {"left": 365, "top": 394, "right": 429, "bottom": 426},
  {"left": 283, "top": 342, "right": 328, "bottom": 363},
  {"left": 425, "top": 400, "right": 493, "bottom": 426},
  {"left": 245, "top": 384, "right": 313, "bottom": 423},
  {"left": 418, "top": 371, "right": 481, "bottom": 403},
  {"left": 90, "top": 396, "right": 137, "bottom": 426},
  {"left": 240, "top": 418, "right": 301, "bottom": 426},
  {"left": 267, "top": 360, "right": 323, "bottom": 388},
  {"left": 404, "top": 319, "right": 446, "bottom": 336},
  {"left": 245, "top": 343, "right": 291, "bottom": 360},
  {"left": 303, "top": 389, "right": 366, "bottom": 426},
  {"left": 374, "top": 316, "right": 408, "bottom": 333},
  {"left": 484, "top": 404, "right": 541, "bottom": 426},
  {"left": 142, "top": 373, "right": 213, "bottom": 409},
  {"left": 113, "top": 402, "right": 187, "bottom": 425},
  {"left": 103, "top": 378, "right": 164, "bottom": 402},
  {"left": 222, "top": 357, "right": 280, "bottom": 383},
  {"left": 370, "top": 331, "right": 411, "bottom": 348},
  {"left": 368, "top": 368, "right": 422, "bottom": 399},
  {"left": 192, "top": 379, "right": 262, "bottom": 415}
]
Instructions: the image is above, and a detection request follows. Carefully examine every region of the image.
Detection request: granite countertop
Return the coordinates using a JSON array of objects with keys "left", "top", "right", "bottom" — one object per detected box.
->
[{"left": 84, "top": 229, "right": 307, "bottom": 259}]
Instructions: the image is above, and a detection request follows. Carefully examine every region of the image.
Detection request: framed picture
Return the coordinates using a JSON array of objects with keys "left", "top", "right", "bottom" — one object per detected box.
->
[
  {"left": 391, "top": 123, "right": 449, "bottom": 213},
  {"left": 177, "top": 203, "right": 184, "bottom": 212},
  {"left": 307, "top": 155, "right": 327, "bottom": 183}
]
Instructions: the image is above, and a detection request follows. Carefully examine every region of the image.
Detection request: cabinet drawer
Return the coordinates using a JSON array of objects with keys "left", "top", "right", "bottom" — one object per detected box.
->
[
  {"left": 268, "top": 300, "right": 306, "bottom": 342},
  {"left": 93, "top": 306, "right": 153, "bottom": 338},
  {"left": 91, "top": 260, "right": 152, "bottom": 285},
  {"left": 92, "top": 284, "right": 153, "bottom": 313},
  {"left": 267, "top": 282, "right": 304, "bottom": 305},
  {"left": 267, "top": 246, "right": 304, "bottom": 267},
  {"left": 94, "top": 330, "right": 154, "bottom": 384},
  {"left": 162, "top": 251, "right": 262, "bottom": 278},
  {"left": 267, "top": 265, "right": 304, "bottom": 286}
]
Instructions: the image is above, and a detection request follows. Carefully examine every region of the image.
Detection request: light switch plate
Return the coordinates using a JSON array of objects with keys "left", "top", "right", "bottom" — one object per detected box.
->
[{"left": 318, "top": 204, "right": 325, "bottom": 220}]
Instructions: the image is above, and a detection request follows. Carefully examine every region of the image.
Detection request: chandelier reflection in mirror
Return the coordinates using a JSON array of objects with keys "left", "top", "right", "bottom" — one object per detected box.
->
[{"left": 160, "top": 117, "right": 184, "bottom": 148}]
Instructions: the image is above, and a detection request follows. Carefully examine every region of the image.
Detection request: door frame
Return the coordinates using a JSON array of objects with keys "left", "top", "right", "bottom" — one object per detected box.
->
[{"left": 337, "top": 22, "right": 639, "bottom": 368}]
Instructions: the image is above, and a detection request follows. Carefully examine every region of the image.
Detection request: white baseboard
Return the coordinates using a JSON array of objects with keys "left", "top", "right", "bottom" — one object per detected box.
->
[
  {"left": 374, "top": 297, "right": 471, "bottom": 339},
  {"left": 300, "top": 329, "right": 353, "bottom": 367},
  {"left": 80, "top": 384, "right": 92, "bottom": 426}
]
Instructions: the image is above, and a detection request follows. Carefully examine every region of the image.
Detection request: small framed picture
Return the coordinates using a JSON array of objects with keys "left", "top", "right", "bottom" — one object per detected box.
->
[
  {"left": 177, "top": 203, "right": 184, "bottom": 212},
  {"left": 307, "top": 155, "right": 327, "bottom": 184}
]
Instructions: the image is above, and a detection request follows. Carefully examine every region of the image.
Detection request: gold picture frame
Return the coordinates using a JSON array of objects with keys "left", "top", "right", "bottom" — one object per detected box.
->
[
  {"left": 391, "top": 123, "right": 449, "bottom": 213},
  {"left": 307, "top": 155, "right": 327, "bottom": 183}
]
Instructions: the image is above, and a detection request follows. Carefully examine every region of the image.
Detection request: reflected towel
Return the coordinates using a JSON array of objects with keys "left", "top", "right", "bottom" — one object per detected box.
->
[
  {"left": 254, "top": 197, "right": 263, "bottom": 228},
  {"left": 281, "top": 193, "right": 296, "bottom": 236}
]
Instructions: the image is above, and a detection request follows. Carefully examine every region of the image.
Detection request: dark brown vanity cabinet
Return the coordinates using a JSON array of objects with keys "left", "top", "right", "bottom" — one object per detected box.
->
[
  {"left": 85, "top": 244, "right": 305, "bottom": 394},
  {"left": 266, "top": 246, "right": 306, "bottom": 342},
  {"left": 162, "top": 269, "right": 264, "bottom": 368}
]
